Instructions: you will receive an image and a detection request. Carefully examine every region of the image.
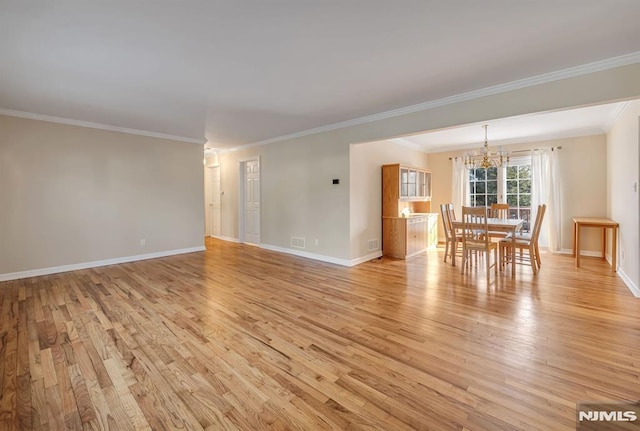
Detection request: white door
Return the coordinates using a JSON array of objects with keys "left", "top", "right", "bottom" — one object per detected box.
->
[
  {"left": 243, "top": 160, "right": 260, "bottom": 244},
  {"left": 205, "top": 165, "right": 221, "bottom": 237},
  {"left": 204, "top": 166, "right": 213, "bottom": 237}
]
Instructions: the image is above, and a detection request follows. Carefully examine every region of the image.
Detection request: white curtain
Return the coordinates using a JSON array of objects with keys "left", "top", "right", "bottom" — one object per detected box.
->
[
  {"left": 451, "top": 157, "right": 469, "bottom": 219},
  {"left": 531, "top": 149, "right": 562, "bottom": 251}
]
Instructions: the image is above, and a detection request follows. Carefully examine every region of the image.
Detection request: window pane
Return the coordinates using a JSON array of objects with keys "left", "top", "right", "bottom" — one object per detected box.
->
[
  {"left": 487, "top": 195, "right": 498, "bottom": 205},
  {"left": 475, "top": 169, "right": 486, "bottom": 181},
  {"left": 476, "top": 195, "right": 485, "bottom": 206},
  {"left": 487, "top": 180, "right": 497, "bottom": 194},
  {"left": 506, "top": 166, "right": 518, "bottom": 179},
  {"left": 519, "top": 194, "right": 531, "bottom": 207},
  {"left": 476, "top": 182, "right": 485, "bottom": 194},
  {"left": 487, "top": 167, "right": 498, "bottom": 180},
  {"left": 507, "top": 195, "right": 517, "bottom": 206},
  {"left": 507, "top": 180, "right": 518, "bottom": 194},
  {"left": 470, "top": 182, "right": 476, "bottom": 193},
  {"left": 520, "top": 179, "right": 531, "bottom": 194},
  {"left": 519, "top": 166, "right": 531, "bottom": 179}
]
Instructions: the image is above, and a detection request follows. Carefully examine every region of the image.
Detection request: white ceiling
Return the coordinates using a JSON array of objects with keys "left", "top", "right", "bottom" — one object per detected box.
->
[
  {"left": 391, "top": 101, "right": 629, "bottom": 153},
  {"left": 1, "top": 1, "right": 640, "bottom": 150}
]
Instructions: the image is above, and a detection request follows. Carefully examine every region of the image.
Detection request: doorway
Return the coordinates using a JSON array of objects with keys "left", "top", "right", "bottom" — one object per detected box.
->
[
  {"left": 205, "top": 165, "right": 221, "bottom": 238},
  {"left": 239, "top": 158, "right": 260, "bottom": 245}
]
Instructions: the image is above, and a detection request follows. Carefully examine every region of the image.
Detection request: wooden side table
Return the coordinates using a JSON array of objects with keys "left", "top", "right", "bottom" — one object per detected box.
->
[{"left": 572, "top": 217, "right": 618, "bottom": 273}]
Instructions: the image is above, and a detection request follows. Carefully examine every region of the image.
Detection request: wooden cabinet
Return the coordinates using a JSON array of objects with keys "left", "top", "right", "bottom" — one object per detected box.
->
[
  {"left": 383, "top": 216, "right": 427, "bottom": 259},
  {"left": 382, "top": 163, "right": 434, "bottom": 259},
  {"left": 382, "top": 164, "right": 432, "bottom": 218}
]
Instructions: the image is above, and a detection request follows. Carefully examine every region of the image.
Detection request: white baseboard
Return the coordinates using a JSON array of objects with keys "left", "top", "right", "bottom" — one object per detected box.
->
[
  {"left": 0, "top": 246, "right": 206, "bottom": 283},
  {"left": 349, "top": 251, "right": 384, "bottom": 266},
  {"left": 260, "top": 244, "right": 382, "bottom": 267},
  {"left": 559, "top": 248, "right": 604, "bottom": 257},
  {"left": 217, "top": 235, "right": 241, "bottom": 243},
  {"left": 259, "top": 243, "right": 352, "bottom": 266},
  {"left": 617, "top": 268, "right": 640, "bottom": 298}
]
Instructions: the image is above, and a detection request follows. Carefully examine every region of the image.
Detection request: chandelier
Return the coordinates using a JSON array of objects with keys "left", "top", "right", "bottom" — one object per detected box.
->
[{"left": 463, "top": 125, "right": 509, "bottom": 170}]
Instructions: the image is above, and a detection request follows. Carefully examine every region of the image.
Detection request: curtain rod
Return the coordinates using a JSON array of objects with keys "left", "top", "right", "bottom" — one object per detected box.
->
[{"left": 448, "top": 145, "right": 562, "bottom": 160}]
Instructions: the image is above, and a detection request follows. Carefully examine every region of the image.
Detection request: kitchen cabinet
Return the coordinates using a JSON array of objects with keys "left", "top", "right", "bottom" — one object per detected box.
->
[{"left": 382, "top": 163, "right": 434, "bottom": 259}]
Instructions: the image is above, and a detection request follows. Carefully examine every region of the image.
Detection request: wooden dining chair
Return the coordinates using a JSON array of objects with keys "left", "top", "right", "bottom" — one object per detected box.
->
[
  {"left": 490, "top": 203, "right": 510, "bottom": 219},
  {"left": 499, "top": 204, "right": 546, "bottom": 274},
  {"left": 440, "top": 204, "right": 454, "bottom": 263},
  {"left": 460, "top": 206, "right": 499, "bottom": 281},
  {"left": 487, "top": 203, "right": 510, "bottom": 239}
]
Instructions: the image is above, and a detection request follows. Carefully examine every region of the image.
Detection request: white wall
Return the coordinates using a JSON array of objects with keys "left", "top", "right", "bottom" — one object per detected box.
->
[
  {"left": 217, "top": 135, "right": 350, "bottom": 260},
  {"left": 0, "top": 115, "right": 204, "bottom": 278},
  {"left": 607, "top": 100, "right": 640, "bottom": 296},
  {"left": 427, "top": 135, "right": 608, "bottom": 253},
  {"left": 349, "top": 140, "right": 428, "bottom": 260}
]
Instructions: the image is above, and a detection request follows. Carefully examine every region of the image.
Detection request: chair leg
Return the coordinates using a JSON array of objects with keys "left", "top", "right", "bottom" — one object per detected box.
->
[
  {"left": 535, "top": 244, "right": 541, "bottom": 267},
  {"left": 494, "top": 248, "right": 498, "bottom": 274},
  {"left": 444, "top": 240, "right": 449, "bottom": 263},
  {"left": 530, "top": 245, "right": 538, "bottom": 274}
]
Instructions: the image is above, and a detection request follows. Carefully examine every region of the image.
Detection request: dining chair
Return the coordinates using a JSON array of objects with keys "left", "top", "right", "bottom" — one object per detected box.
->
[
  {"left": 490, "top": 203, "right": 510, "bottom": 219},
  {"left": 499, "top": 204, "right": 546, "bottom": 274},
  {"left": 440, "top": 204, "right": 455, "bottom": 263},
  {"left": 487, "top": 203, "right": 510, "bottom": 239},
  {"left": 460, "top": 206, "right": 499, "bottom": 281}
]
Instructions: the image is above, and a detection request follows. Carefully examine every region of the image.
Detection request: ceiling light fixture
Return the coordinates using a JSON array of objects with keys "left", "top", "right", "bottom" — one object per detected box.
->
[{"left": 463, "top": 125, "right": 509, "bottom": 170}]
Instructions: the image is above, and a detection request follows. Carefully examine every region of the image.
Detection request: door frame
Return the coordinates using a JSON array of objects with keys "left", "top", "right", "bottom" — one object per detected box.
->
[{"left": 238, "top": 156, "right": 261, "bottom": 244}]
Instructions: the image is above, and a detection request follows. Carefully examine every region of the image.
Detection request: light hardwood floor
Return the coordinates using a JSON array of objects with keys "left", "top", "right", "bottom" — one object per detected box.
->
[{"left": 1, "top": 238, "right": 639, "bottom": 430}]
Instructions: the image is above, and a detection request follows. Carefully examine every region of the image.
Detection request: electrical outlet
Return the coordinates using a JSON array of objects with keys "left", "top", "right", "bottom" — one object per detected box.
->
[{"left": 140, "top": 239, "right": 146, "bottom": 246}]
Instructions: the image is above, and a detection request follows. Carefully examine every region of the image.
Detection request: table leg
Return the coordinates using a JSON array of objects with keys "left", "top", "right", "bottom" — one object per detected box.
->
[
  {"left": 511, "top": 228, "right": 516, "bottom": 278},
  {"left": 571, "top": 220, "right": 576, "bottom": 257},
  {"left": 575, "top": 223, "right": 581, "bottom": 268},
  {"left": 612, "top": 226, "right": 617, "bottom": 273},
  {"left": 602, "top": 228, "right": 606, "bottom": 259}
]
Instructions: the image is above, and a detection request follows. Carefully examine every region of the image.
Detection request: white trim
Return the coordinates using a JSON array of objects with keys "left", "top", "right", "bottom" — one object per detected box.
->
[
  {"left": 0, "top": 108, "right": 206, "bottom": 145},
  {"left": 215, "top": 51, "right": 640, "bottom": 152},
  {"left": 349, "top": 251, "right": 384, "bottom": 266},
  {"left": 218, "top": 235, "right": 241, "bottom": 243},
  {"left": 0, "top": 246, "right": 206, "bottom": 283},
  {"left": 559, "top": 248, "right": 605, "bottom": 257},
  {"left": 259, "top": 243, "right": 351, "bottom": 266},
  {"left": 259, "top": 243, "right": 382, "bottom": 267},
  {"left": 617, "top": 268, "right": 640, "bottom": 298},
  {"left": 388, "top": 138, "right": 425, "bottom": 152},
  {"left": 604, "top": 101, "right": 631, "bottom": 131}
]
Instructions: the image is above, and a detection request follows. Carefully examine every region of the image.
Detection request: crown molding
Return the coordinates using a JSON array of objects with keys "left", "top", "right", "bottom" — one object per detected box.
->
[
  {"left": 0, "top": 108, "right": 206, "bottom": 145},
  {"left": 388, "top": 138, "right": 426, "bottom": 152},
  {"left": 218, "top": 51, "right": 640, "bottom": 152},
  {"left": 604, "top": 101, "right": 631, "bottom": 132},
  {"left": 427, "top": 128, "right": 607, "bottom": 154}
]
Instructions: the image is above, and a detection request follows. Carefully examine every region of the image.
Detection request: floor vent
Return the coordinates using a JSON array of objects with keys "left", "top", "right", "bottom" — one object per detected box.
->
[
  {"left": 367, "top": 239, "right": 380, "bottom": 251},
  {"left": 291, "top": 236, "right": 306, "bottom": 249}
]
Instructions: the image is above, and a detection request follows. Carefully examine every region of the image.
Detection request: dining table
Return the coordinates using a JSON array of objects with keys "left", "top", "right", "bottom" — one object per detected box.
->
[{"left": 450, "top": 218, "right": 525, "bottom": 278}]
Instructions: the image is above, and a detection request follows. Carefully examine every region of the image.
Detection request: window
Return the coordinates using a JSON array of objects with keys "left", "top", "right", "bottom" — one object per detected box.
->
[
  {"left": 469, "top": 167, "right": 498, "bottom": 207},
  {"left": 506, "top": 165, "right": 532, "bottom": 231},
  {"left": 468, "top": 157, "right": 533, "bottom": 232}
]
